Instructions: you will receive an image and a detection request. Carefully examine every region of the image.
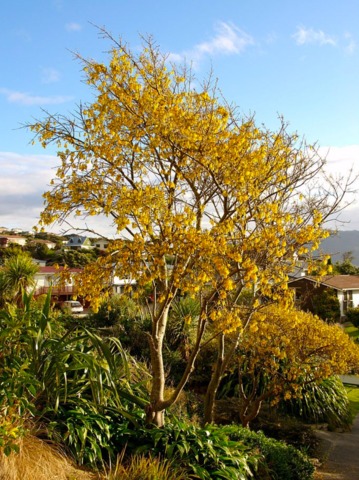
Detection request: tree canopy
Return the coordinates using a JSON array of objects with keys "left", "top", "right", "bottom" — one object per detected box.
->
[{"left": 28, "top": 31, "right": 352, "bottom": 426}]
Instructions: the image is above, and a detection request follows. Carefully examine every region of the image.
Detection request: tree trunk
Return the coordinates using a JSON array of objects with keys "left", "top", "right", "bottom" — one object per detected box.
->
[
  {"left": 145, "top": 405, "right": 165, "bottom": 427},
  {"left": 203, "top": 334, "right": 225, "bottom": 424},
  {"left": 239, "top": 398, "right": 262, "bottom": 428},
  {"left": 146, "top": 305, "right": 170, "bottom": 427},
  {"left": 203, "top": 330, "right": 242, "bottom": 425}
]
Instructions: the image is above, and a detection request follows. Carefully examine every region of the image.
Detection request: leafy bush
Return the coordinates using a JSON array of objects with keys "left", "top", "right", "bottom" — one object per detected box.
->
[
  {"left": 0, "top": 290, "right": 149, "bottom": 467},
  {"left": 225, "top": 425, "right": 314, "bottom": 480},
  {"left": 311, "top": 289, "right": 340, "bottom": 323},
  {"left": 281, "top": 376, "right": 352, "bottom": 430},
  {"left": 48, "top": 401, "right": 140, "bottom": 466},
  {"left": 90, "top": 294, "right": 142, "bottom": 328},
  {"left": 346, "top": 307, "right": 359, "bottom": 328},
  {"left": 110, "top": 419, "right": 314, "bottom": 480},
  {"left": 112, "top": 419, "right": 258, "bottom": 480}
]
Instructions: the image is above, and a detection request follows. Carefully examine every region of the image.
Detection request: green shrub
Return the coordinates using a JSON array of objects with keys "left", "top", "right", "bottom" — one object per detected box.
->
[
  {"left": 311, "top": 289, "right": 340, "bottom": 323},
  {"left": 89, "top": 294, "right": 141, "bottom": 328},
  {"left": 0, "top": 290, "right": 149, "bottom": 467},
  {"left": 224, "top": 425, "right": 314, "bottom": 480},
  {"left": 281, "top": 376, "right": 352, "bottom": 430},
  {"left": 110, "top": 419, "right": 314, "bottom": 480},
  {"left": 346, "top": 307, "right": 359, "bottom": 328},
  {"left": 112, "top": 419, "right": 258, "bottom": 480}
]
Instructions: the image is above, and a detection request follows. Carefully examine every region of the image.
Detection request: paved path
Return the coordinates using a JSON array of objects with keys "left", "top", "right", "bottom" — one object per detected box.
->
[{"left": 314, "top": 414, "right": 359, "bottom": 480}]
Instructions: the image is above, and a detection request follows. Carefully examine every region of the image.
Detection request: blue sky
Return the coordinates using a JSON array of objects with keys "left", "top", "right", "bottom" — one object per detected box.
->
[{"left": 1, "top": 0, "right": 359, "bottom": 234}]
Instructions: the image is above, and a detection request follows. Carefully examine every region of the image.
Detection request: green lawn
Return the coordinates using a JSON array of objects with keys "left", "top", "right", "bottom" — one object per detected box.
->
[
  {"left": 343, "top": 323, "right": 359, "bottom": 416},
  {"left": 344, "top": 322, "right": 359, "bottom": 341},
  {"left": 346, "top": 385, "right": 359, "bottom": 417}
]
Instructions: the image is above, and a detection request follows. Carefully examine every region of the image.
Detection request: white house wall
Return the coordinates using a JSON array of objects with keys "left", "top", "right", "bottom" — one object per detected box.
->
[
  {"left": 336, "top": 290, "right": 359, "bottom": 316},
  {"left": 337, "top": 291, "right": 344, "bottom": 316}
]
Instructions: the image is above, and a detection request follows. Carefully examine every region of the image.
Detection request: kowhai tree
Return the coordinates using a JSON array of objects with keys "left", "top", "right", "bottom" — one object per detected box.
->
[
  {"left": 28, "top": 30, "right": 353, "bottom": 426},
  {"left": 233, "top": 304, "right": 359, "bottom": 427}
]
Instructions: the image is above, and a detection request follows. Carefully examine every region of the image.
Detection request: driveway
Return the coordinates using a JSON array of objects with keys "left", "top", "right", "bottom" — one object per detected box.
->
[{"left": 314, "top": 414, "right": 359, "bottom": 479}]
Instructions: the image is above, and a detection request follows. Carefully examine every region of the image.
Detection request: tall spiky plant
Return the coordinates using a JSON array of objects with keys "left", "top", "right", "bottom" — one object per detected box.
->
[{"left": 0, "top": 252, "right": 38, "bottom": 306}]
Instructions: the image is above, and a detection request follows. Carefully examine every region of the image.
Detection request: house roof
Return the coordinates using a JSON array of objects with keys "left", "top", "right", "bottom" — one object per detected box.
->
[
  {"left": 66, "top": 235, "right": 91, "bottom": 245},
  {"left": 0, "top": 234, "right": 27, "bottom": 239},
  {"left": 29, "top": 239, "right": 56, "bottom": 246},
  {"left": 289, "top": 275, "right": 359, "bottom": 290}
]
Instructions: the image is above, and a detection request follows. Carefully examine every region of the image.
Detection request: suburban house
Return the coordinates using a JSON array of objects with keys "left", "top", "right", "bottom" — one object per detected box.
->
[
  {"left": 28, "top": 238, "right": 57, "bottom": 250},
  {"left": 0, "top": 234, "right": 27, "bottom": 247},
  {"left": 34, "top": 266, "right": 83, "bottom": 304},
  {"left": 33, "top": 266, "right": 136, "bottom": 306},
  {"left": 93, "top": 238, "right": 110, "bottom": 250},
  {"left": 112, "top": 275, "right": 137, "bottom": 294},
  {"left": 64, "top": 235, "right": 93, "bottom": 250},
  {"left": 288, "top": 275, "right": 359, "bottom": 318}
]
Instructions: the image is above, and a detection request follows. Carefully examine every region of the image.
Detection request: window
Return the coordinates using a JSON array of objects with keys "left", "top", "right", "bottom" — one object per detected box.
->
[{"left": 343, "top": 290, "right": 353, "bottom": 312}]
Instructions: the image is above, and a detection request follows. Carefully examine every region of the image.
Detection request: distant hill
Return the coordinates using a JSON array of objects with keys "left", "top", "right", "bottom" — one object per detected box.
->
[{"left": 316, "top": 230, "right": 359, "bottom": 266}]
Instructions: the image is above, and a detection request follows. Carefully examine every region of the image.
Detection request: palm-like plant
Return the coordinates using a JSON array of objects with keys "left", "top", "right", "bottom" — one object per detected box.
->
[
  {"left": 166, "top": 297, "right": 200, "bottom": 356},
  {"left": 281, "top": 376, "right": 352, "bottom": 429},
  {"left": 0, "top": 290, "right": 149, "bottom": 465},
  {"left": 0, "top": 252, "right": 38, "bottom": 306}
]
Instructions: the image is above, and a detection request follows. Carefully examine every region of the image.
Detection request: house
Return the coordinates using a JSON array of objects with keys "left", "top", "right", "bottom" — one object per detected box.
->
[
  {"left": 34, "top": 266, "right": 83, "bottom": 303},
  {"left": 28, "top": 239, "right": 57, "bottom": 250},
  {"left": 288, "top": 275, "right": 359, "bottom": 318},
  {"left": 93, "top": 238, "right": 110, "bottom": 250},
  {"left": 112, "top": 275, "right": 137, "bottom": 294},
  {"left": 0, "top": 235, "right": 27, "bottom": 247},
  {"left": 64, "top": 235, "right": 93, "bottom": 250}
]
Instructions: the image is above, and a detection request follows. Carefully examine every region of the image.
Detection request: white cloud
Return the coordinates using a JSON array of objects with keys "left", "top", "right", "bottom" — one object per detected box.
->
[
  {"left": 320, "top": 145, "right": 359, "bottom": 172},
  {"left": 0, "top": 152, "right": 57, "bottom": 230},
  {"left": 170, "top": 22, "right": 254, "bottom": 66},
  {"left": 0, "top": 151, "right": 57, "bottom": 192},
  {"left": 0, "top": 152, "right": 119, "bottom": 236},
  {"left": 197, "top": 22, "right": 254, "bottom": 55},
  {"left": 0, "top": 88, "right": 73, "bottom": 106},
  {"left": 41, "top": 67, "right": 61, "bottom": 84},
  {"left": 318, "top": 145, "right": 359, "bottom": 228},
  {"left": 293, "top": 26, "right": 337, "bottom": 46},
  {"left": 65, "top": 22, "right": 82, "bottom": 32},
  {"left": 344, "top": 33, "right": 356, "bottom": 55}
]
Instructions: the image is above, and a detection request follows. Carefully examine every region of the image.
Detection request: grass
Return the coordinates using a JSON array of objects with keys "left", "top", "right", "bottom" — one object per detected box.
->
[
  {"left": 344, "top": 322, "right": 359, "bottom": 341},
  {"left": 0, "top": 435, "right": 186, "bottom": 480},
  {"left": 345, "top": 385, "right": 359, "bottom": 417},
  {"left": 0, "top": 435, "right": 98, "bottom": 480},
  {"left": 343, "top": 323, "right": 359, "bottom": 417}
]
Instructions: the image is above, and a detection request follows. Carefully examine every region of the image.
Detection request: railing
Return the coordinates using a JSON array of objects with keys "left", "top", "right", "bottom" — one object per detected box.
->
[{"left": 35, "top": 286, "right": 78, "bottom": 296}]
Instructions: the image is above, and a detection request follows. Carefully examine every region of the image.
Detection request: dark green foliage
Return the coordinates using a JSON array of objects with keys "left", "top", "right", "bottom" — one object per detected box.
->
[
  {"left": 346, "top": 307, "right": 359, "bottom": 328},
  {"left": 226, "top": 426, "right": 314, "bottom": 480},
  {"left": 0, "top": 290, "right": 150, "bottom": 467},
  {"left": 166, "top": 296, "right": 200, "bottom": 351},
  {"left": 89, "top": 294, "right": 141, "bottom": 328},
  {"left": 281, "top": 376, "right": 352, "bottom": 430},
  {"left": 311, "top": 288, "right": 340, "bottom": 323},
  {"left": 48, "top": 248, "right": 99, "bottom": 267},
  {"left": 333, "top": 256, "right": 359, "bottom": 275},
  {"left": 113, "top": 419, "right": 259, "bottom": 480},
  {"left": 48, "top": 401, "right": 142, "bottom": 466},
  {"left": 26, "top": 242, "right": 52, "bottom": 261},
  {"left": 110, "top": 419, "right": 314, "bottom": 480},
  {"left": 89, "top": 295, "right": 152, "bottom": 360}
]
